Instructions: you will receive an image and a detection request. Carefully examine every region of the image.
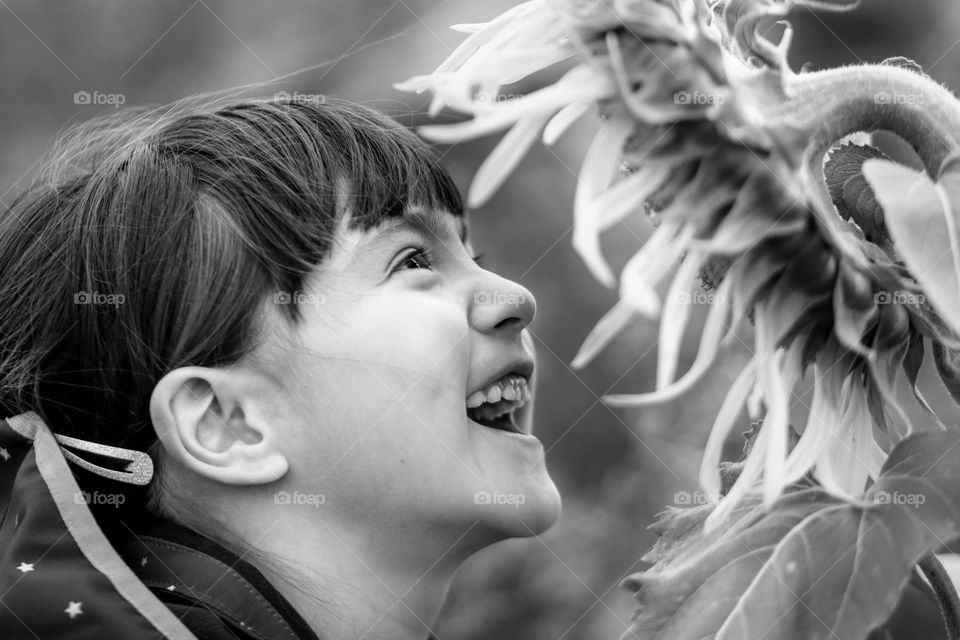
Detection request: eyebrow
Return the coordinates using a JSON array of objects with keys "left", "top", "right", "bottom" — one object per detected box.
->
[{"left": 369, "top": 208, "right": 469, "bottom": 247}]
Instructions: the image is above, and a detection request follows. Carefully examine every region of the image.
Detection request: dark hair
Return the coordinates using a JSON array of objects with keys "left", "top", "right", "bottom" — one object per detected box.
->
[{"left": 0, "top": 97, "right": 463, "bottom": 500}]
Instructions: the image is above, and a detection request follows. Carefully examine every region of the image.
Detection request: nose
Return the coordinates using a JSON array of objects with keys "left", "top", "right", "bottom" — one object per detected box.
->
[{"left": 469, "top": 272, "right": 536, "bottom": 333}]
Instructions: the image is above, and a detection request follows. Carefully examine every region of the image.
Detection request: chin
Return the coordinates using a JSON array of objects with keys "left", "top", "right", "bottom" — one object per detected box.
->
[{"left": 475, "top": 475, "right": 562, "bottom": 539}]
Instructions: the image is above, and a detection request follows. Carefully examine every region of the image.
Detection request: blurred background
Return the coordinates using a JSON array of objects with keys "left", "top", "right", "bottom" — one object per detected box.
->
[{"left": 2, "top": 1, "right": 960, "bottom": 638}]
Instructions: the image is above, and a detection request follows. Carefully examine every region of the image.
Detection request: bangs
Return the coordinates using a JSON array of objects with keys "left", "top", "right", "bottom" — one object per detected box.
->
[
  {"left": 141, "top": 98, "right": 468, "bottom": 302},
  {"left": 333, "top": 109, "right": 465, "bottom": 233},
  {"left": 191, "top": 99, "right": 466, "bottom": 276},
  {"left": 225, "top": 99, "right": 464, "bottom": 233}
]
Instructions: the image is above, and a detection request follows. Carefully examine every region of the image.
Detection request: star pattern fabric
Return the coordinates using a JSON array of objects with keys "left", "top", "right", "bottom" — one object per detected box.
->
[
  {"left": 0, "top": 415, "right": 321, "bottom": 639},
  {"left": 0, "top": 423, "right": 181, "bottom": 638},
  {"left": 64, "top": 601, "right": 83, "bottom": 619}
]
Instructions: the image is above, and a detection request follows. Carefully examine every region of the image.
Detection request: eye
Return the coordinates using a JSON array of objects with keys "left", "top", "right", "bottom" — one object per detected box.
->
[
  {"left": 393, "top": 246, "right": 433, "bottom": 272},
  {"left": 472, "top": 252, "right": 487, "bottom": 268}
]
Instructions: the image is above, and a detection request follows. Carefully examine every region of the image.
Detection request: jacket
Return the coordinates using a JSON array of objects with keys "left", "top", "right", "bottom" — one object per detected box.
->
[{"left": 0, "top": 411, "right": 320, "bottom": 640}]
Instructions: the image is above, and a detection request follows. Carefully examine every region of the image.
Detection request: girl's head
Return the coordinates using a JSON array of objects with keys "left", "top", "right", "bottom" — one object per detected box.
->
[{"left": 0, "top": 97, "right": 560, "bottom": 554}]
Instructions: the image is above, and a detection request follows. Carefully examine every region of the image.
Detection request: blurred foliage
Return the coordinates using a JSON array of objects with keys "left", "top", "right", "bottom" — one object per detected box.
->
[{"left": 3, "top": 1, "right": 960, "bottom": 637}]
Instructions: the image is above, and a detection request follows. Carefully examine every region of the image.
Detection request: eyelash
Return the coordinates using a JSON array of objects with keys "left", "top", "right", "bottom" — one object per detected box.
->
[
  {"left": 393, "top": 247, "right": 487, "bottom": 272},
  {"left": 398, "top": 247, "right": 434, "bottom": 271}
]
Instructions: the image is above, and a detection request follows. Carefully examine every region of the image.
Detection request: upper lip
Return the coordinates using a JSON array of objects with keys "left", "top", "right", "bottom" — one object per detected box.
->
[{"left": 467, "top": 358, "right": 534, "bottom": 398}]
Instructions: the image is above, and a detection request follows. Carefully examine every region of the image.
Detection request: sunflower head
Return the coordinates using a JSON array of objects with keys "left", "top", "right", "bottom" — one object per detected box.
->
[{"left": 399, "top": 0, "right": 960, "bottom": 530}]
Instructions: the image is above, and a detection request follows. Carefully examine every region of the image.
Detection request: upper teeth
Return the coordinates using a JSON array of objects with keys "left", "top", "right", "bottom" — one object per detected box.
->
[{"left": 466, "top": 374, "right": 530, "bottom": 410}]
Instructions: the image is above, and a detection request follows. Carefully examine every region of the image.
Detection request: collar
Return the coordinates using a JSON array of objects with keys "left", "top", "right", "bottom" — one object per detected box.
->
[{"left": 116, "top": 514, "right": 320, "bottom": 640}]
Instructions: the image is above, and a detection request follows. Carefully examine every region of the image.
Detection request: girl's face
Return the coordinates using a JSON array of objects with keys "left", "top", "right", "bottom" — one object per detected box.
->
[{"left": 258, "top": 207, "right": 560, "bottom": 542}]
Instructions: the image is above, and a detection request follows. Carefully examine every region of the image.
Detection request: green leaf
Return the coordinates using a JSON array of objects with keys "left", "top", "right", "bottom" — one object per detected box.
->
[
  {"left": 623, "top": 428, "right": 960, "bottom": 640},
  {"left": 825, "top": 143, "right": 890, "bottom": 245},
  {"left": 862, "top": 159, "right": 960, "bottom": 336}
]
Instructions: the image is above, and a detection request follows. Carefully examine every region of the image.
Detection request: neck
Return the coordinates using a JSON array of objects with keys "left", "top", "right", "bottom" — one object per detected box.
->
[{"left": 230, "top": 511, "right": 485, "bottom": 640}]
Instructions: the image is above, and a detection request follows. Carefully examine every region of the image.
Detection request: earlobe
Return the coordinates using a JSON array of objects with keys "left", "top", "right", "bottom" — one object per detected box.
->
[{"left": 150, "top": 366, "right": 289, "bottom": 486}]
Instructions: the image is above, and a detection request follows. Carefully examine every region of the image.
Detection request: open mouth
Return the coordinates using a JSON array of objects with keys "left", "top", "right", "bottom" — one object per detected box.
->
[
  {"left": 467, "top": 399, "right": 525, "bottom": 434},
  {"left": 466, "top": 373, "right": 530, "bottom": 435}
]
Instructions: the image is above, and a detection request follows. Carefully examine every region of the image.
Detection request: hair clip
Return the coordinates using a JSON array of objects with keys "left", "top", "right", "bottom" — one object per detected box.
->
[{"left": 54, "top": 433, "right": 154, "bottom": 486}]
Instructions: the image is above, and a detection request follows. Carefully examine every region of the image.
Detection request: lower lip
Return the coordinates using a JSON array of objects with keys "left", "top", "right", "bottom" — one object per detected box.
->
[{"left": 467, "top": 415, "right": 541, "bottom": 443}]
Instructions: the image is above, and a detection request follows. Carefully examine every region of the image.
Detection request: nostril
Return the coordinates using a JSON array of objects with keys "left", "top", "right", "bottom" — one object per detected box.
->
[{"left": 494, "top": 316, "right": 526, "bottom": 331}]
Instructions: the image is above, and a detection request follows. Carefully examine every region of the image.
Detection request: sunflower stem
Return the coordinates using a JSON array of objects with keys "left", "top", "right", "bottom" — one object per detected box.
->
[
  {"left": 918, "top": 553, "right": 960, "bottom": 640},
  {"left": 777, "top": 63, "right": 960, "bottom": 183}
]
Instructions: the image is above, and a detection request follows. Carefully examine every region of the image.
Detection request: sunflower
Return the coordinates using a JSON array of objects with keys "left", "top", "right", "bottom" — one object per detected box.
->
[{"left": 398, "top": 0, "right": 960, "bottom": 530}]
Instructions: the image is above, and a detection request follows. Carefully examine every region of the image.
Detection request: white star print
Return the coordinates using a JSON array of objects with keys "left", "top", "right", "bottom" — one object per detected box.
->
[
  {"left": 166, "top": 584, "right": 176, "bottom": 591},
  {"left": 65, "top": 602, "right": 83, "bottom": 619},
  {"left": 0, "top": 447, "right": 10, "bottom": 461},
  {"left": 16, "top": 562, "right": 34, "bottom": 573}
]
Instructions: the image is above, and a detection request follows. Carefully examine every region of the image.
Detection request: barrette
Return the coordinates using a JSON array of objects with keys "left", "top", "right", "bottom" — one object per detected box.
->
[{"left": 54, "top": 433, "right": 154, "bottom": 486}]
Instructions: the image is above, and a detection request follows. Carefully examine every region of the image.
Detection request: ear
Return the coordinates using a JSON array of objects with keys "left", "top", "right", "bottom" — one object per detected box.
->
[{"left": 149, "top": 366, "right": 289, "bottom": 485}]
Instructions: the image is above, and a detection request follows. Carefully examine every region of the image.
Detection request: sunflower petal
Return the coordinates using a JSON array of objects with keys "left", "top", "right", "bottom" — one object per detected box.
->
[
  {"left": 570, "top": 300, "right": 638, "bottom": 370},
  {"left": 815, "top": 380, "right": 886, "bottom": 497},
  {"left": 573, "top": 115, "right": 638, "bottom": 287},
  {"left": 594, "top": 162, "right": 673, "bottom": 232},
  {"left": 762, "top": 344, "right": 802, "bottom": 506},
  {"left": 418, "top": 65, "right": 610, "bottom": 144},
  {"left": 603, "top": 274, "right": 732, "bottom": 407},
  {"left": 437, "top": 2, "right": 566, "bottom": 79},
  {"left": 699, "top": 358, "right": 758, "bottom": 498},
  {"left": 542, "top": 101, "right": 591, "bottom": 145},
  {"left": 657, "top": 250, "right": 706, "bottom": 389},
  {"left": 419, "top": 114, "right": 516, "bottom": 143},
  {"left": 436, "top": 5, "right": 531, "bottom": 74},
  {"left": 606, "top": 31, "right": 713, "bottom": 125},
  {"left": 729, "top": 249, "right": 788, "bottom": 327},
  {"left": 620, "top": 222, "right": 695, "bottom": 316},
  {"left": 450, "top": 23, "right": 485, "bottom": 34},
  {"left": 705, "top": 410, "right": 766, "bottom": 532},
  {"left": 866, "top": 303, "right": 916, "bottom": 440},
  {"left": 690, "top": 168, "right": 804, "bottom": 254},
  {"left": 782, "top": 364, "right": 832, "bottom": 485},
  {"left": 473, "top": 64, "right": 610, "bottom": 118},
  {"left": 650, "top": 147, "right": 749, "bottom": 231},
  {"left": 468, "top": 115, "right": 549, "bottom": 207},
  {"left": 832, "top": 260, "right": 879, "bottom": 357},
  {"left": 746, "top": 308, "right": 770, "bottom": 419}
]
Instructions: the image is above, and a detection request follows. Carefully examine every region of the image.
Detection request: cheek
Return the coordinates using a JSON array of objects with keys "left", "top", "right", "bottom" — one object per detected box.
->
[
  {"left": 349, "top": 293, "right": 469, "bottom": 401},
  {"left": 282, "top": 294, "right": 471, "bottom": 484}
]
